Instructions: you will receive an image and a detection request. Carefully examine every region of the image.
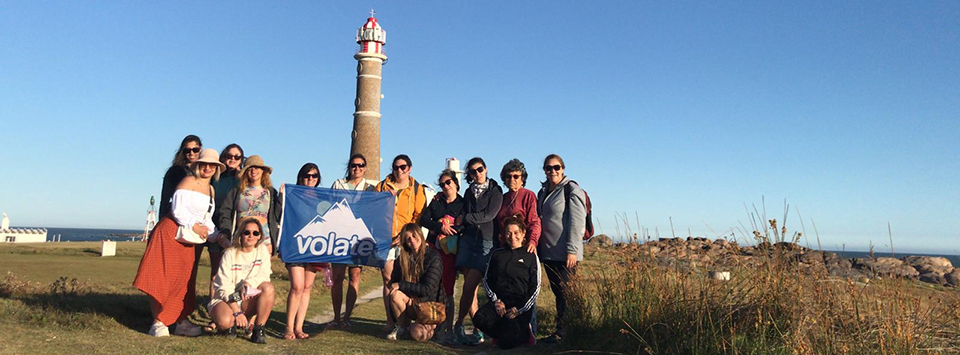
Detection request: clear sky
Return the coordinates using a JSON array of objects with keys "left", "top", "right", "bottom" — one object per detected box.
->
[{"left": 1, "top": 2, "right": 957, "bottom": 254}]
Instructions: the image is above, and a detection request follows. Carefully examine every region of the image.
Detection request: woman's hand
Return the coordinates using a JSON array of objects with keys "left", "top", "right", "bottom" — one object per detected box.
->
[
  {"left": 387, "top": 282, "right": 400, "bottom": 294},
  {"left": 566, "top": 253, "right": 578, "bottom": 269},
  {"left": 441, "top": 225, "right": 457, "bottom": 236},
  {"left": 494, "top": 300, "right": 506, "bottom": 317},
  {"left": 526, "top": 243, "right": 537, "bottom": 254},
  {"left": 505, "top": 307, "right": 519, "bottom": 319},
  {"left": 192, "top": 223, "right": 209, "bottom": 238},
  {"left": 235, "top": 313, "right": 249, "bottom": 329}
]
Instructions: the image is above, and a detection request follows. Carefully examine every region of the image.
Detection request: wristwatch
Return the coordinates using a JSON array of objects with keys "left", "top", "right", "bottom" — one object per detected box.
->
[{"left": 233, "top": 311, "right": 244, "bottom": 317}]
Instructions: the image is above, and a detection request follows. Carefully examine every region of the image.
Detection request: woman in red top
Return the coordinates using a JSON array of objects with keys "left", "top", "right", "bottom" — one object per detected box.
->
[{"left": 496, "top": 159, "right": 541, "bottom": 252}]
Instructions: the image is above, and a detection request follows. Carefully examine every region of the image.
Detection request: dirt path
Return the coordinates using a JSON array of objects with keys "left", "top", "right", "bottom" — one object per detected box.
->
[{"left": 307, "top": 286, "right": 384, "bottom": 325}]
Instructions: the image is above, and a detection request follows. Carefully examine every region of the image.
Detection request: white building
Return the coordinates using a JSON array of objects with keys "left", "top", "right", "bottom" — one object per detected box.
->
[{"left": 1, "top": 213, "right": 48, "bottom": 243}]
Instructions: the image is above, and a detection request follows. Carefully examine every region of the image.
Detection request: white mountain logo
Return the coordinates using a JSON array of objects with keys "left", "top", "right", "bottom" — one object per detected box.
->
[{"left": 293, "top": 198, "right": 378, "bottom": 260}]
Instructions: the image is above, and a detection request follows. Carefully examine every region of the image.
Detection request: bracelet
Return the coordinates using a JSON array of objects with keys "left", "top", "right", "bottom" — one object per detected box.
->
[{"left": 232, "top": 311, "right": 243, "bottom": 317}]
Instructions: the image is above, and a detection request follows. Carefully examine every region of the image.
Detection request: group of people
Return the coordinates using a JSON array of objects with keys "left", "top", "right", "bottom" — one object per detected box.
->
[{"left": 133, "top": 135, "right": 588, "bottom": 349}]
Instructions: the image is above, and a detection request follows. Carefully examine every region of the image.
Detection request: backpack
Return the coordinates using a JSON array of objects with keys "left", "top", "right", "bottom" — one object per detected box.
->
[{"left": 539, "top": 181, "right": 594, "bottom": 241}]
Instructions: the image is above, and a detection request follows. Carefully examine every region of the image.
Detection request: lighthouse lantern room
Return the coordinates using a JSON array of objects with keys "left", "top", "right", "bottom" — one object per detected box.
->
[{"left": 357, "top": 11, "right": 386, "bottom": 56}]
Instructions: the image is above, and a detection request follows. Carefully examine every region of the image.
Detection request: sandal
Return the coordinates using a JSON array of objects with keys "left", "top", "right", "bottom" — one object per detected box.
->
[
  {"left": 295, "top": 330, "right": 310, "bottom": 339},
  {"left": 340, "top": 320, "right": 352, "bottom": 329},
  {"left": 283, "top": 331, "right": 296, "bottom": 340},
  {"left": 326, "top": 320, "right": 341, "bottom": 330}
]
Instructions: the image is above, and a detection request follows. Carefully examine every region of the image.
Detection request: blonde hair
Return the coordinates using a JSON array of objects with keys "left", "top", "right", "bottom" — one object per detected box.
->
[
  {"left": 192, "top": 162, "right": 221, "bottom": 181},
  {"left": 397, "top": 223, "right": 427, "bottom": 283},
  {"left": 238, "top": 168, "right": 273, "bottom": 191}
]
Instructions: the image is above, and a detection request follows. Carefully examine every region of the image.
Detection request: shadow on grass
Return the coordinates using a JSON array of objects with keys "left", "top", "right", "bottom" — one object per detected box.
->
[{"left": 14, "top": 291, "right": 154, "bottom": 332}]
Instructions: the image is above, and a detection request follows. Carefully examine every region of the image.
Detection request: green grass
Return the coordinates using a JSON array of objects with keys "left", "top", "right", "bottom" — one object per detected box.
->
[{"left": 0, "top": 242, "right": 564, "bottom": 354}]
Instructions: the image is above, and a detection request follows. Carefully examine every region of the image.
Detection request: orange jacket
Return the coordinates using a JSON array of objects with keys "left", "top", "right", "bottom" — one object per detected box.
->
[{"left": 375, "top": 176, "right": 428, "bottom": 243}]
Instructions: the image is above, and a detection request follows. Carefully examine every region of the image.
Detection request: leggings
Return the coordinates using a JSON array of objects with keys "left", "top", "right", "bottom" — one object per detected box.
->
[{"left": 541, "top": 260, "right": 575, "bottom": 332}]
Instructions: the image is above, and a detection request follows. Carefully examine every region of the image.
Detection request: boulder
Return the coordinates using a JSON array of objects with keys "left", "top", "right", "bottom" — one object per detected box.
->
[
  {"left": 919, "top": 272, "right": 946, "bottom": 285},
  {"left": 903, "top": 256, "right": 953, "bottom": 269},
  {"left": 946, "top": 269, "right": 960, "bottom": 287},
  {"left": 874, "top": 257, "right": 903, "bottom": 269},
  {"left": 590, "top": 234, "right": 614, "bottom": 247},
  {"left": 914, "top": 264, "right": 953, "bottom": 275}
]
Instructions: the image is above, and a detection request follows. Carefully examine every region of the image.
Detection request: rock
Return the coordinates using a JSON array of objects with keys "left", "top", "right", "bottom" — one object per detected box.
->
[
  {"left": 903, "top": 256, "right": 953, "bottom": 269},
  {"left": 893, "top": 265, "right": 920, "bottom": 279},
  {"left": 590, "top": 234, "right": 614, "bottom": 247},
  {"left": 874, "top": 257, "right": 903, "bottom": 269},
  {"left": 946, "top": 269, "right": 960, "bottom": 287},
  {"left": 919, "top": 272, "right": 946, "bottom": 285},
  {"left": 914, "top": 265, "right": 953, "bottom": 275}
]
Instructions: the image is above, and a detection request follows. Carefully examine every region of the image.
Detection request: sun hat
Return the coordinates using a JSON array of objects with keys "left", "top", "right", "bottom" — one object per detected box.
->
[
  {"left": 191, "top": 148, "right": 226, "bottom": 172},
  {"left": 242, "top": 155, "right": 273, "bottom": 174}
]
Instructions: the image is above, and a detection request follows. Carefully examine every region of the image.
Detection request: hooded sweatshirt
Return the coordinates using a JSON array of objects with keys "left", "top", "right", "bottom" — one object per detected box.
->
[{"left": 536, "top": 177, "right": 586, "bottom": 262}]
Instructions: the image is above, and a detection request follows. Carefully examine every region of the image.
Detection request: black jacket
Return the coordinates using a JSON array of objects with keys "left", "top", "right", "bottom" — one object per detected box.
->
[
  {"left": 217, "top": 185, "right": 282, "bottom": 252},
  {"left": 482, "top": 247, "right": 540, "bottom": 313},
  {"left": 391, "top": 247, "right": 444, "bottom": 303},
  {"left": 159, "top": 165, "right": 191, "bottom": 218},
  {"left": 419, "top": 194, "right": 466, "bottom": 245},
  {"left": 462, "top": 179, "right": 503, "bottom": 243}
]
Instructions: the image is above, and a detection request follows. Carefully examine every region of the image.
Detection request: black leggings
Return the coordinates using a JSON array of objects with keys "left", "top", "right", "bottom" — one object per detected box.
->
[{"left": 541, "top": 260, "right": 575, "bottom": 332}]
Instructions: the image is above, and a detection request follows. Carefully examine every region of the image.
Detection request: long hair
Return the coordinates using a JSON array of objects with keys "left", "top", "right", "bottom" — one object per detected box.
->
[
  {"left": 397, "top": 223, "right": 427, "bottom": 283},
  {"left": 344, "top": 153, "right": 366, "bottom": 179},
  {"left": 438, "top": 169, "right": 460, "bottom": 191},
  {"left": 230, "top": 217, "right": 265, "bottom": 253},
  {"left": 170, "top": 135, "right": 202, "bottom": 168},
  {"left": 465, "top": 157, "right": 487, "bottom": 184},
  {"left": 218, "top": 143, "right": 244, "bottom": 176},
  {"left": 237, "top": 168, "right": 273, "bottom": 192},
  {"left": 297, "top": 162, "right": 321, "bottom": 187}
]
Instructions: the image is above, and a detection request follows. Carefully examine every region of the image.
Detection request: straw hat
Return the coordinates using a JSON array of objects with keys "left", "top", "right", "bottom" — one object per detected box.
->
[
  {"left": 191, "top": 148, "right": 226, "bottom": 171},
  {"left": 241, "top": 155, "right": 273, "bottom": 174}
]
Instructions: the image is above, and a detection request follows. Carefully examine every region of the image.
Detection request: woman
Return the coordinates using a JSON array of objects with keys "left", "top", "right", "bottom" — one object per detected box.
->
[
  {"left": 453, "top": 157, "right": 503, "bottom": 345},
  {"left": 375, "top": 154, "right": 428, "bottom": 331},
  {"left": 328, "top": 154, "right": 375, "bottom": 329},
  {"left": 476, "top": 216, "right": 541, "bottom": 349},
  {"left": 205, "top": 144, "right": 244, "bottom": 308},
  {"left": 418, "top": 169, "right": 465, "bottom": 342},
  {"left": 134, "top": 148, "right": 222, "bottom": 337},
  {"left": 159, "top": 135, "right": 202, "bottom": 218},
  {"left": 536, "top": 154, "right": 587, "bottom": 344},
  {"left": 209, "top": 218, "right": 276, "bottom": 344},
  {"left": 385, "top": 223, "right": 444, "bottom": 342},
  {"left": 284, "top": 162, "right": 327, "bottom": 339},
  {"left": 496, "top": 158, "right": 542, "bottom": 337},
  {"left": 218, "top": 155, "right": 282, "bottom": 255}
]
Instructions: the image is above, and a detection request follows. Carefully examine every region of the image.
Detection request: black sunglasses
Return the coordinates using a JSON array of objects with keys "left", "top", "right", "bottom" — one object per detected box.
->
[
  {"left": 304, "top": 173, "right": 319, "bottom": 179},
  {"left": 441, "top": 179, "right": 455, "bottom": 187},
  {"left": 183, "top": 147, "right": 201, "bottom": 154},
  {"left": 544, "top": 164, "right": 563, "bottom": 172},
  {"left": 349, "top": 163, "right": 366, "bottom": 169},
  {"left": 469, "top": 166, "right": 485, "bottom": 175},
  {"left": 242, "top": 230, "right": 261, "bottom": 237},
  {"left": 226, "top": 154, "right": 243, "bottom": 161},
  {"left": 508, "top": 173, "right": 522, "bottom": 180},
  {"left": 393, "top": 164, "right": 409, "bottom": 171}
]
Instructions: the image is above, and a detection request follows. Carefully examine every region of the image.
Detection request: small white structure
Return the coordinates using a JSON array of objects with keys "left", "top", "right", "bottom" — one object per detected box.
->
[
  {"left": 709, "top": 271, "right": 731, "bottom": 281},
  {"left": 445, "top": 158, "right": 464, "bottom": 185},
  {"left": 101, "top": 241, "right": 117, "bottom": 257},
  {"left": 1, "top": 213, "right": 48, "bottom": 243}
]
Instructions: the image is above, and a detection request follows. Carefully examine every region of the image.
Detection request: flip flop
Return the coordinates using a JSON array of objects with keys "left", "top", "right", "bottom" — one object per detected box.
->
[
  {"left": 295, "top": 330, "right": 310, "bottom": 339},
  {"left": 283, "top": 331, "right": 296, "bottom": 340}
]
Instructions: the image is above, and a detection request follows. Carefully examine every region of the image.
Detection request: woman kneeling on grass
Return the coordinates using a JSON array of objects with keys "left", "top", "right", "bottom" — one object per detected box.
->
[
  {"left": 209, "top": 218, "right": 276, "bottom": 344},
  {"left": 385, "top": 223, "right": 444, "bottom": 342},
  {"left": 475, "top": 215, "right": 540, "bottom": 349}
]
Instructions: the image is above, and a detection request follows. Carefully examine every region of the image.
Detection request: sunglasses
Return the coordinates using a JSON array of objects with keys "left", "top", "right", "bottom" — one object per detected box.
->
[
  {"left": 226, "top": 154, "right": 243, "bottom": 161},
  {"left": 469, "top": 166, "right": 485, "bottom": 175},
  {"left": 303, "top": 173, "right": 319, "bottom": 179},
  {"left": 242, "top": 230, "right": 261, "bottom": 237},
  {"left": 441, "top": 179, "right": 455, "bottom": 187},
  {"left": 508, "top": 174, "right": 522, "bottom": 180},
  {"left": 183, "top": 147, "right": 201, "bottom": 154},
  {"left": 544, "top": 164, "right": 563, "bottom": 172},
  {"left": 393, "top": 164, "right": 409, "bottom": 171},
  {"left": 349, "top": 163, "right": 366, "bottom": 169}
]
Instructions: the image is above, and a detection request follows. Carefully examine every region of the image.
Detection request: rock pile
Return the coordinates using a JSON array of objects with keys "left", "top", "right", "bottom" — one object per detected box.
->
[{"left": 600, "top": 236, "right": 958, "bottom": 287}]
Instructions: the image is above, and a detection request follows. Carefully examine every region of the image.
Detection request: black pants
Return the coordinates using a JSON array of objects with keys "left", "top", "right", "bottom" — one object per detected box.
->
[{"left": 541, "top": 260, "right": 575, "bottom": 333}]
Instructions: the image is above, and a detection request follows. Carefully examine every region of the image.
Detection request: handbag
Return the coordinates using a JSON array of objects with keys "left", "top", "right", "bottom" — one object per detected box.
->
[
  {"left": 175, "top": 187, "right": 215, "bottom": 245},
  {"left": 415, "top": 301, "right": 446, "bottom": 325}
]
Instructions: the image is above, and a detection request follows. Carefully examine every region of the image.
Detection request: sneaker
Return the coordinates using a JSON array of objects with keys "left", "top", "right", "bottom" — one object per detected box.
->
[
  {"left": 524, "top": 330, "right": 537, "bottom": 346},
  {"left": 385, "top": 325, "right": 404, "bottom": 341},
  {"left": 148, "top": 322, "right": 169, "bottom": 337},
  {"left": 455, "top": 325, "right": 471, "bottom": 345},
  {"left": 540, "top": 332, "right": 562, "bottom": 344},
  {"left": 173, "top": 320, "right": 201, "bottom": 337},
  {"left": 250, "top": 325, "right": 267, "bottom": 344},
  {"left": 434, "top": 329, "right": 454, "bottom": 344},
  {"left": 471, "top": 329, "right": 485, "bottom": 345}
]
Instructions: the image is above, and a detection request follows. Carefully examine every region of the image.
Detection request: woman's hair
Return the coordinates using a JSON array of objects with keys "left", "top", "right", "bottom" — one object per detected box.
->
[
  {"left": 230, "top": 217, "right": 265, "bottom": 251},
  {"left": 237, "top": 166, "right": 273, "bottom": 191},
  {"left": 297, "top": 162, "right": 321, "bottom": 187},
  {"left": 344, "top": 153, "right": 367, "bottom": 179},
  {"left": 502, "top": 214, "right": 530, "bottom": 245},
  {"left": 218, "top": 143, "right": 245, "bottom": 176},
  {"left": 500, "top": 158, "right": 528, "bottom": 187},
  {"left": 393, "top": 154, "right": 412, "bottom": 169},
  {"left": 170, "top": 134, "right": 202, "bottom": 167},
  {"left": 397, "top": 223, "right": 427, "bottom": 283},
  {"left": 465, "top": 157, "right": 487, "bottom": 184},
  {"left": 192, "top": 160, "right": 221, "bottom": 181},
  {"left": 438, "top": 169, "right": 460, "bottom": 191},
  {"left": 543, "top": 153, "right": 565, "bottom": 170}
]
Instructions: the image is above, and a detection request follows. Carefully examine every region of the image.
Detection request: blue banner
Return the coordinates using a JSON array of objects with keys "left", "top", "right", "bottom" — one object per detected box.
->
[{"left": 278, "top": 184, "right": 394, "bottom": 268}]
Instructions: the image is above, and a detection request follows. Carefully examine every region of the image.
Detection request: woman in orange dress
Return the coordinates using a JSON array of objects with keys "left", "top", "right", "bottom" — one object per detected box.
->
[{"left": 134, "top": 148, "right": 223, "bottom": 337}]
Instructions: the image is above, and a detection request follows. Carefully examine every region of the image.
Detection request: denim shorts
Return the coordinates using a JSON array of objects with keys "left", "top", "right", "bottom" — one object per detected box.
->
[{"left": 455, "top": 235, "right": 493, "bottom": 271}]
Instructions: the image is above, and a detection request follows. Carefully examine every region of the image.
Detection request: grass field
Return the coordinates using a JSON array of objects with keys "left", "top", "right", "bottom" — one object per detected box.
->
[{"left": 0, "top": 242, "right": 565, "bottom": 355}]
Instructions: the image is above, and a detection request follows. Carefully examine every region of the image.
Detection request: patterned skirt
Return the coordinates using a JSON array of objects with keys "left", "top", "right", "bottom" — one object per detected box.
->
[{"left": 133, "top": 216, "right": 199, "bottom": 326}]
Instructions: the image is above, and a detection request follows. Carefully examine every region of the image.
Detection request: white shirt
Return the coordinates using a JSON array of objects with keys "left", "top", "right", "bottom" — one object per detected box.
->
[{"left": 171, "top": 189, "right": 217, "bottom": 237}]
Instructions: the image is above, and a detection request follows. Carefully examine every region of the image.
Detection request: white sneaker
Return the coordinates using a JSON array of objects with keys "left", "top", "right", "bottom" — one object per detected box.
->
[
  {"left": 385, "top": 325, "right": 404, "bottom": 341},
  {"left": 148, "top": 322, "right": 170, "bottom": 337},
  {"left": 173, "top": 319, "right": 202, "bottom": 337}
]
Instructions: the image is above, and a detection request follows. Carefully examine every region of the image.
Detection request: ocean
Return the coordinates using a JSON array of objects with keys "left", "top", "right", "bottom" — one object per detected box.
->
[{"left": 24, "top": 227, "right": 145, "bottom": 242}]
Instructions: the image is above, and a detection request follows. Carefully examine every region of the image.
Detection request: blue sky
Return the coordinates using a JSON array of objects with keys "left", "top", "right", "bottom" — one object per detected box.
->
[{"left": 1, "top": 2, "right": 957, "bottom": 254}]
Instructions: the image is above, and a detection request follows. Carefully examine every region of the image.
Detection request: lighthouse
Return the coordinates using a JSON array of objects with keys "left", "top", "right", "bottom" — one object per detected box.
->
[{"left": 350, "top": 11, "right": 388, "bottom": 180}]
